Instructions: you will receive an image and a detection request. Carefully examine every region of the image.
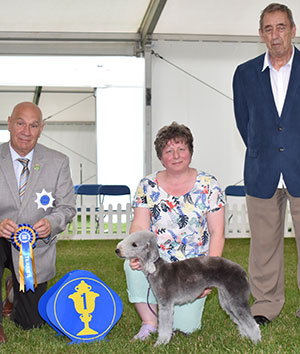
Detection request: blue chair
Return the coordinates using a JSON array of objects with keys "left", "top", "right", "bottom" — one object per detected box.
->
[
  {"left": 74, "top": 184, "right": 103, "bottom": 197},
  {"left": 224, "top": 185, "right": 245, "bottom": 197},
  {"left": 74, "top": 184, "right": 103, "bottom": 206},
  {"left": 74, "top": 184, "right": 103, "bottom": 231},
  {"left": 98, "top": 185, "right": 131, "bottom": 205},
  {"left": 224, "top": 185, "right": 246, "bottom": 233}
]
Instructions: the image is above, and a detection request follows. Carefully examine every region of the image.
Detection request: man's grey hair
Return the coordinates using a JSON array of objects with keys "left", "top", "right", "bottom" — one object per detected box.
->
[{"left": 259, "top": 3, "right": 295, "bottom": 31}]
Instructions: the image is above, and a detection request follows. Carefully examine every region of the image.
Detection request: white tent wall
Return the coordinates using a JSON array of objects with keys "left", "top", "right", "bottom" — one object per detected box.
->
[
  {"left": 38, "top": 90, "right": 97, "bottom": 198},
  {"left": 150, "top": 39, "right": 299, "bottom": 191},
  {"left": 39, "top": 124, "right": 97, "bottom": 185}
]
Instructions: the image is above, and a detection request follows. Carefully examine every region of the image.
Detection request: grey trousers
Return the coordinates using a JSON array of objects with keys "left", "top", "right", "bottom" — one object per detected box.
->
[{"left": 246, "top": 189, "right": 300, "bottom": 320}]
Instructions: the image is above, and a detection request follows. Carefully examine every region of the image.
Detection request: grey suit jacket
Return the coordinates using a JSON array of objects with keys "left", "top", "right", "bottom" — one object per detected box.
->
[{"left": 0, "top": 142, "right": 76, "bottom": 283}]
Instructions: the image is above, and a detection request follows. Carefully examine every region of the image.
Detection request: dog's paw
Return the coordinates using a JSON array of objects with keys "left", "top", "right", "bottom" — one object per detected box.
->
[{"left": 154, "top": 337, "right": 171, "bottom": 346}]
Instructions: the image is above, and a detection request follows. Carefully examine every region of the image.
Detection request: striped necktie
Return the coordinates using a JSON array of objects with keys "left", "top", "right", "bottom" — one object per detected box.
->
[{"left": 18, "top": 158, "right": 30, "bottom": 200}]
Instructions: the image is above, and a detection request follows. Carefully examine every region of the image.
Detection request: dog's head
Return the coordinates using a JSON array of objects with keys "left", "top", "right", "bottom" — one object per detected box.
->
[{"left": 115, "top": 230, "right": 160, "bottom": 274}]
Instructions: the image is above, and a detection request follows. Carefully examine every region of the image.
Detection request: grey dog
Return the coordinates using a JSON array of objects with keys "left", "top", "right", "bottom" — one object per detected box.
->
[{"left": 115, "top": 230, "right": 261, "bottom": 346}]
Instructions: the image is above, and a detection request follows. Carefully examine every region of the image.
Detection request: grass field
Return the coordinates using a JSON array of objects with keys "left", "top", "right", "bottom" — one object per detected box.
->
[{"left": 1, "top": 237, "right": 300, "bottom": 353}]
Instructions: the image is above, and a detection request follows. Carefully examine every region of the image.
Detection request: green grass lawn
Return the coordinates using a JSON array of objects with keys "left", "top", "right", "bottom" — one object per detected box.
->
[{"left": 1, "top": 238, "right": 300, "bottom": 353}]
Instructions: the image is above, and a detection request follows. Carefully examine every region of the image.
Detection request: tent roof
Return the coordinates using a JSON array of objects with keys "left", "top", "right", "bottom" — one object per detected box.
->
[
  {"left": 0, "top": 0, "right": 149, "bottom": 33},
  {"left": 155, "top": 0, "right": 299, "bottom": 36},
  {"left": 1, "top": 0, "right": 299, "bottom": 56},
  {"left": 0, "top": 0, "right": 298, "bottom": 35}
]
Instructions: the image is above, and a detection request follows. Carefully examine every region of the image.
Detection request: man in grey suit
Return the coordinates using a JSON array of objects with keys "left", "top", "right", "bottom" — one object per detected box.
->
[
  {"left": 0, "top": 102, "right": 76, "bottom": 343},
  {"left": 233, "top": 3, "right": 300, "bottom": 326}
]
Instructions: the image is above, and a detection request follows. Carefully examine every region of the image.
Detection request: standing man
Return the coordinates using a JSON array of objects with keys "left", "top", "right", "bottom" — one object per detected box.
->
[
  {"left": 0, "top": 102, "right": 76, "bottom": 342},
  {"left": 233, "top": 3, "right": 300, "bottom": 326}
]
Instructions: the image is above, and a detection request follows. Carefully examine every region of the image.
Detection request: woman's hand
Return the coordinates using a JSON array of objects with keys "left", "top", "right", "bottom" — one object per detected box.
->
[
  {"left": 129, "top": 258, "right": 141, "bottom": 270},
  {"left": 198, "top": 287, "right": 213, "bottom": 298},
  {"left": 129, "top": 207, "right": 151, "bottom": 272}
]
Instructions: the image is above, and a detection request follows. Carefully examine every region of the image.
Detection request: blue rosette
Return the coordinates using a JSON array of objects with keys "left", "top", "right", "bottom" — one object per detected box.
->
[{"left": 11, "top": 224, "right": 38, "bottom": 292}]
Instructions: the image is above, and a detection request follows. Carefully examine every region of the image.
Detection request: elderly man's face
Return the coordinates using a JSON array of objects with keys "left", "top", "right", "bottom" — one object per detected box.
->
[
  {"left": 259, "top": 10, "right": 296, "bottom": 61},
  {"left": 8, "top": 103, "right": 44, "bottom": 157}
]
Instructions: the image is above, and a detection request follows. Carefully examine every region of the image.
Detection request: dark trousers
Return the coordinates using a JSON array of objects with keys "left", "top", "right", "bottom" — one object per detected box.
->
[{"left": 0, "top": 238, "right": 47, "bottom": 329}]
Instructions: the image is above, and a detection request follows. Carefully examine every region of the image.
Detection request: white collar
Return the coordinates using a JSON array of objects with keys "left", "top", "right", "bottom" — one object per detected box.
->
[
  {"left": 9, "top": 142, "right": 34, "bottom": 162},
  {"left": 262, "top": 46, "right": 294, "bottom": 72}
]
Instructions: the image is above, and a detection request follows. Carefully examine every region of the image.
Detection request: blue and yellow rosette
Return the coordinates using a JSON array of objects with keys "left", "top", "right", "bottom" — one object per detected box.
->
[{"left": 11, "top": 224, "right": 38, "bottom": 292}]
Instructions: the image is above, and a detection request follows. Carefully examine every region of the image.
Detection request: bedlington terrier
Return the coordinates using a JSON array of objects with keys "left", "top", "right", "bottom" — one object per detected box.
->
[{"left": 115, "top": 230, "right": 261, "bottom": 346}]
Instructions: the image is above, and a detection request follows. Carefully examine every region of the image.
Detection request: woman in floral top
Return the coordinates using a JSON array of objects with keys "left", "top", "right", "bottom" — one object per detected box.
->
[{"left": 124, "top": 122, "right": 225, "bottom": 341}]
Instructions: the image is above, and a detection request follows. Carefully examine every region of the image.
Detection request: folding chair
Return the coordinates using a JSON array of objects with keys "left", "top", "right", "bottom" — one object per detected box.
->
[
  {"left": 224, "top": 185, "right": 246, "bottom": 236},
  {"left": 224, "top": 185, "right": 245, "bottom": 198},
  {"left": 74, "top": 184, "right": 103, "bottom": 205},
  {"left": 98, "top": 184, "right": 131, "bottom": 205},
  {"left": 93, "top": 184, "right": 132, "bottom": 234},
  {"left": 98, "top": 185, "right": 132, "bottom": 225},
  {"left": 74, "top": 184, "right": 103, "bottom": 231}
]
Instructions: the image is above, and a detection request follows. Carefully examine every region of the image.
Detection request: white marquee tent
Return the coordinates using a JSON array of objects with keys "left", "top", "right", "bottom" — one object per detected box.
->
[{"left": 0, "top": 0, "right": 300, "bottom": 196}]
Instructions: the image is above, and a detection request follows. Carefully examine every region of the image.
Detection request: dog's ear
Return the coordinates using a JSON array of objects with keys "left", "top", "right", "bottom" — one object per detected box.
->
[{"left": 142, "top": 240, "right": 157, "bottom": 274}]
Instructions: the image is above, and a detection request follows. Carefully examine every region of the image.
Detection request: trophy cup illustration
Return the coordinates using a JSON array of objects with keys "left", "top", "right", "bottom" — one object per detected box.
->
[{"left": 69, "top": 280, "right": 99, "bottom": 335}]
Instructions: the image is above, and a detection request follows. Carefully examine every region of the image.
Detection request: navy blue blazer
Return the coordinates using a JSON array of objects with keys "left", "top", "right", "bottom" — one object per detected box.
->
[{"left": 233, "top": 46, "right": 300, "bottom": 198}]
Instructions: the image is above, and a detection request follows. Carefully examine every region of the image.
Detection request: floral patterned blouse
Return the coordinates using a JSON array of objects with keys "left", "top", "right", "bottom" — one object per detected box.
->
[{"left": 132, "top": 170, "right": 225, "bottom": 262}]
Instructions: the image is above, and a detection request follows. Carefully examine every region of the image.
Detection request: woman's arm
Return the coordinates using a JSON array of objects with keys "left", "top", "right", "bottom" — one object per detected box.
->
[
  {"left": 129, "top": 207, "right": 151, "bottom": 270},
  {"left": 207, "top": 206, "right": 225, "bottom": 257},
  {"left": 199, "top": 206, "right": 225, "bottom": 298},
  {"left": 129, "top": 207, "right": 151, "bottom": 233}
]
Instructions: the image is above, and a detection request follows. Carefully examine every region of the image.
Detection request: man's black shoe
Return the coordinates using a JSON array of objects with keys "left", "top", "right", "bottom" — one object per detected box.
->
[{"left": 254, "top": 315, "right": 270, "bottom": 326}]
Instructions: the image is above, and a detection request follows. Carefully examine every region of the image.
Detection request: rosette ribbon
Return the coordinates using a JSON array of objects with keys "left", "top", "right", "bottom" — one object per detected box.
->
[{"left": 11, "top": 224, "right": 38, "bottom": 292}]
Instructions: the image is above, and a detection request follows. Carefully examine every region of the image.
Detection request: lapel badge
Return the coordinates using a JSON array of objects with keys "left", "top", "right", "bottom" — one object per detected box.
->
[{"left": 35, "top": 189, "right": 55, "bottom": 211}]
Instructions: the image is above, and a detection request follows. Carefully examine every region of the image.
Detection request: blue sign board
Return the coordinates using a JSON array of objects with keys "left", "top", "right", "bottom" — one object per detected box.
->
[{"left": 39, "top": 270, "right": 123, "bottom": 343}]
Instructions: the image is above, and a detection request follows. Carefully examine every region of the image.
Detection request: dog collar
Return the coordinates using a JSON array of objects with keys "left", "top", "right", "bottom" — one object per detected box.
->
[{"left": 153, "top": 257, "right": 160, "bottom": 264}]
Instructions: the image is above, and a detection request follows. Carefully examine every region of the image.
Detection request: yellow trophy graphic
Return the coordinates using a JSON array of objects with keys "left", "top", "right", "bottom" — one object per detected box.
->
[{"left": 69, "top": 280, "right": 99, "bottom": 335}]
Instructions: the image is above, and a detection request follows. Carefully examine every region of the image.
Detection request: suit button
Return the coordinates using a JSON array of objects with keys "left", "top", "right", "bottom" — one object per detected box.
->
[
  {"left": 278, "top": 126, "right": 283, "bottom": 131},
  {"left": 279, "top": 147, "right": 284, "bottom": 152}
]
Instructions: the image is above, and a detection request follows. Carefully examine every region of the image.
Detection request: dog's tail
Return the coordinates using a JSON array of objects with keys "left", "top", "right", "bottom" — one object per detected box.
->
[
  {"left": 237, "top": 314, "right": 261, "bottom": 344},
  {"left": 218, "top": 289, "right": 261, "bottom": 343}
]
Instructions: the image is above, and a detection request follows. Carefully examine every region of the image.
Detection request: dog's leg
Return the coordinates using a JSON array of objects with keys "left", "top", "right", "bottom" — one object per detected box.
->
[
  {"left": 218, "top": 289, "right": 261, "bottom": 344},
  {"left": 154, "top": 303, "right": 174, "bottom": 346}
]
